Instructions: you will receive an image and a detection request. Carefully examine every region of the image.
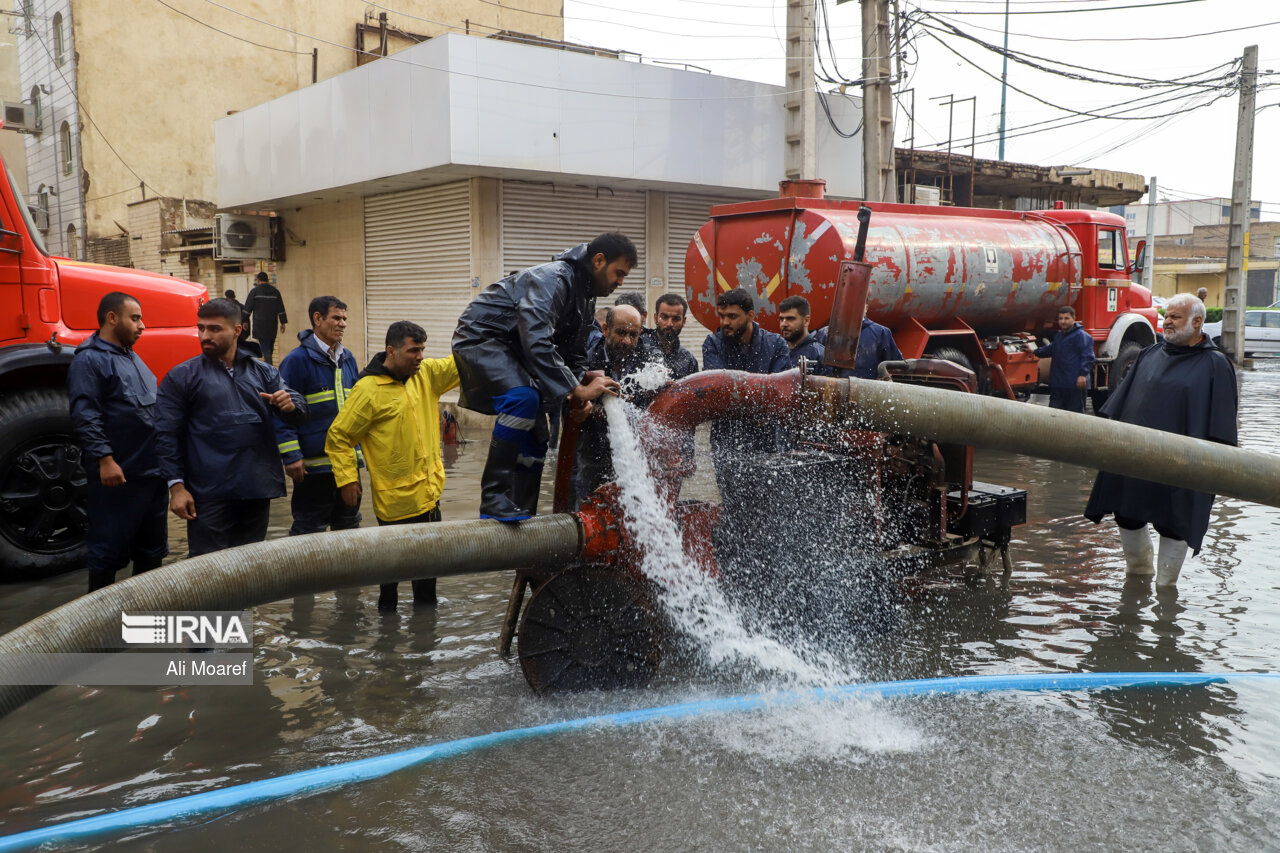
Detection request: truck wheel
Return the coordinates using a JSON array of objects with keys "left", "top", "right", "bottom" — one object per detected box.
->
[
  {"left": 927, "top": 345, "right": 974, "bottom": 374},
  {"left": 0, "top": 389, "right": 87, "bottom": 582},
  {"left": 1091, "top": 341, "right": 1141, "bottom": 413}
]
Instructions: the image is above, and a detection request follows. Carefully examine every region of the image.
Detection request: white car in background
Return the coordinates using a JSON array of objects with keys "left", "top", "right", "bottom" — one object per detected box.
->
[{"left": 1202, "top": 309, "right": 1280, "bottom": 357}]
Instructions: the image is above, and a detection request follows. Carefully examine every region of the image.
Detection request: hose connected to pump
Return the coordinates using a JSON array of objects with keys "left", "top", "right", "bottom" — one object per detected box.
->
[{"left": 0, "top": 516, "right": 584, "bottom": 720}]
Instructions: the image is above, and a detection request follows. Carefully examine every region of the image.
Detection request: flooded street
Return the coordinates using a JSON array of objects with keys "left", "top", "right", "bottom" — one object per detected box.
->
[{"left": 3, "top": 364, "right": 1280, "bottom": 851}]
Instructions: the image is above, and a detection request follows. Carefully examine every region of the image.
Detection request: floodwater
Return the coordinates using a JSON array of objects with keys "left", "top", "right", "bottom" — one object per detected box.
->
[{"left": 3, "top": 364, "right": 1280, "bottom": 851}]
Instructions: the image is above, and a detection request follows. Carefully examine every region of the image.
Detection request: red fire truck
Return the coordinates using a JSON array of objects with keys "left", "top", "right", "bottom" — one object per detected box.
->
[{"left": 0, "top": 160, "right": 204, "bottom": 580}]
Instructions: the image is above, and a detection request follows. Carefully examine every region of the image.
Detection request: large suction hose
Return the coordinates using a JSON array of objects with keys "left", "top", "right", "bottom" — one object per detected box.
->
[
  {"left": 644, "top": 369, "right": 1280, "bottom": 509},
  {"left": 0, "top": 515, "right": 583, "bottom": 720}
]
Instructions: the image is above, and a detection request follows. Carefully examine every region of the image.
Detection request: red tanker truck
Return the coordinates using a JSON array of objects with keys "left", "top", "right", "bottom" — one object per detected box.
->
[
  {"left": 685, "top": 180, "right": 1158, "bottom": 401},
  {"left": 0, "top": 157, "right": 204, "bottom": 581}
]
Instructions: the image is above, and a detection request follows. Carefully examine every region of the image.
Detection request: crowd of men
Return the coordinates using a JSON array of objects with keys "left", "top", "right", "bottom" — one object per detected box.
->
[{"left": 66, "top": 232, "right": 1235, "bottom": 601}]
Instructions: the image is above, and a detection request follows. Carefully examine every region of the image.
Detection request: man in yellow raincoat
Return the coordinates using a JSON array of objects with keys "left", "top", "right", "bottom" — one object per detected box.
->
[{"left": 326, "top": 321, "right": 460, "bottom": 610}]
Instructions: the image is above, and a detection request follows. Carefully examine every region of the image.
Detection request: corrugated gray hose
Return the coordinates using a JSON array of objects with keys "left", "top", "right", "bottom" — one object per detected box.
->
[
  {"left": 805, "top": 372, "right": 1280, "bottom": 508},
  {"left": 0, "top": 515, "right": 583, "bottom": 720}
]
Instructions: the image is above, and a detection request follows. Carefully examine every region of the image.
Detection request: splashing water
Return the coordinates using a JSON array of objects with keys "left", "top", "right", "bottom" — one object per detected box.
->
[{"left": 603, "top": 394, "right": 854, "bottom": 685}]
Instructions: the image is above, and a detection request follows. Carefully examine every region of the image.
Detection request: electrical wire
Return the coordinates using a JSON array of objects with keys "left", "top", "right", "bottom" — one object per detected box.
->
[
  {"left": 924, "top": 8, "right": 1280, "bottom": 44},
  {"left": 155, "top": 0, "right": 311, "bottom": 54},
  {"left": 936, "top": 0, "right": 1208, "bottom": 15}
]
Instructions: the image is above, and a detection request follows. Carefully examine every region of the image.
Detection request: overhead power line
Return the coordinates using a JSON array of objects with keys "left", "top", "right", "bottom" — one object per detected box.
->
[{"left": 936, "top": 0, "right": 1208, "bottom": 15}]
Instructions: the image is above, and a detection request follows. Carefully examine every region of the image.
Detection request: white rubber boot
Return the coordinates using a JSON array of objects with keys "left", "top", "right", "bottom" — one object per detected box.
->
[
  {"left": 1156, "top": 536, "right": 1189, "bottom": 587},
  {"left": 1118, "top": 525, "right": 1154, "bottom": 576}
]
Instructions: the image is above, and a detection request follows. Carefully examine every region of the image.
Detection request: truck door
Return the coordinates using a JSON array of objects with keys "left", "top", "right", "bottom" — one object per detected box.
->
[{"left": 0, "top": 166, "right": 29, "bottom": 342}]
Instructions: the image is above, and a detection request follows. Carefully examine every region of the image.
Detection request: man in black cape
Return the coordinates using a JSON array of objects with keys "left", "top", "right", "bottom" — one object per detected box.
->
[
  {"left": 452, "top": 233, "right": 633, "bottom": 521},
  {"left": 1084, "top": 293, "right": 1238, "bottom": 586}
]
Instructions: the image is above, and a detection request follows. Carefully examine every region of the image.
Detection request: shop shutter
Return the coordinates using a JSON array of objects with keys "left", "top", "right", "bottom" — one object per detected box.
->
[
  {"left": 501, "top": 181, "right": 647, "bottom": 303},
  {"left": 364, "top": 181, "right": 471, "bottom": 361}
]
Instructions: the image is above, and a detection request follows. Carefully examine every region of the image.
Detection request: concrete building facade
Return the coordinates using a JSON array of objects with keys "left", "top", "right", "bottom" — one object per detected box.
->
[{"left": 13, "top": 0, "right": 563, "bottom": 266}]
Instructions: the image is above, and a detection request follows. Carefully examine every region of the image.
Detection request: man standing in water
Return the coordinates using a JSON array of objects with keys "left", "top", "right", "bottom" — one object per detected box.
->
[
  {"left": 452, "top": 233, "right": 630, "bottom": 521},
  {"left": 157, "top": 299, "right": 306, "bottom": 556},
  {"left": 69, "top": 292, "right": 168, "bottom": 592},
  {"left": 702, "top": 288, "right": 791, "bottom": 503},
  {"left": 1034, "top": 306, "right": 1095, "bottom": 414},
  {"left": 326, "top": 321, "right": 459, "bottom": 609},
  {"left": 1084, "top": 292, "right": 1238, "bottom": 586}
]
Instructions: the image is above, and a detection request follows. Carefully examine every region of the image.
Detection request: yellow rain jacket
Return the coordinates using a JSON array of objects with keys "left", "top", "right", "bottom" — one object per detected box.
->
[{"left": 326, "top": 353, "right": 460, "bottom": 522}]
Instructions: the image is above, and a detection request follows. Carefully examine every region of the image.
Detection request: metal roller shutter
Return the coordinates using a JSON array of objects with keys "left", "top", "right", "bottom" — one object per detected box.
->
[
  {"left": 364, "top": 181, "right": 471, "bottom": 361},
  {"left": 501, "top": 181, "right": 647, "bottom": 303},
  {"left": 666, "top": 193, "right": 760, "bottom": 363}
]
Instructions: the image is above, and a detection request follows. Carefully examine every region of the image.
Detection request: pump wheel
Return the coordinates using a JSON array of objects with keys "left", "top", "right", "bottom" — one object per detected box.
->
[
  {"left": 517, "top": 567, "right": 663, "bottom": 694},
  {"left": 0, "top": 389, "right": 87, "bottom": 582},
  {"left": 927, "top": 345, "right": 974, "bottom": 374}
]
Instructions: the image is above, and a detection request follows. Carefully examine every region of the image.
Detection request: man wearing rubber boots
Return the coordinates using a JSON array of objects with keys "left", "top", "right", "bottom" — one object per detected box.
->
[
  {"left": 452, "top": 233, "right": 632, "bottom": 522},
  {"left": 68, "top": 292, "right": 168, "bottom": 592},
  {"left": 1084, "top": 293, "right": 1238, "bottom": 587}
]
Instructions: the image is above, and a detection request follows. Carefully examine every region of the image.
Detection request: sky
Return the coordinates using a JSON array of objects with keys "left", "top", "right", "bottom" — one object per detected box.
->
[{"left": 562, "top": 0, "right": 1280, "bottom": 216}]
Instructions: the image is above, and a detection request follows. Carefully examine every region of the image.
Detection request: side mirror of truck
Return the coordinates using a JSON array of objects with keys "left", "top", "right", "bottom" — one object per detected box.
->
[
  {"left": 1129, "top": 239, "right": 1146, "bottom": 276},
  {"left": 0, "top": 227, "right": 22, "bottom": 255}
]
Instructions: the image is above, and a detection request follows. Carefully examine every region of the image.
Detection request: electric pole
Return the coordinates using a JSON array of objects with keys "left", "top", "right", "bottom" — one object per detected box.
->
[
  {"left": 861, "top": 0, "right": 896, "bottom": 201},
  {"left": 784, "top": 0, "right": 817, "bottom": 181},
  {"left": 998, "top": 0, "right": 1010, "bottom": 160},
  {"left": 1144, "top": 176, "right": 1156, "bottom": 291},
  {"left": 1223, "top": 44, "right": 1257, "bottom": 366}
]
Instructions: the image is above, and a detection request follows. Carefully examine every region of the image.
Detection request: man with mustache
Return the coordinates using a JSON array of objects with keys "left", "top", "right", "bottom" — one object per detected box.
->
[
  {"left": 651, "top": 293, "right": 699, "bottom": 381},
  {"left": 1085, "top": 292, "right": 1238, "bottom": 587},
  {"left": 156, "top": 298, "right": 306, "bottom": 557}
]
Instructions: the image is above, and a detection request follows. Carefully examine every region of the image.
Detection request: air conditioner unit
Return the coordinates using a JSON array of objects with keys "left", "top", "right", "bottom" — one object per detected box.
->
[
  {"left": 30, "top": 204, "right": 48, "bottom": 231},
  {"left": 2, "top": 102, "right": 38, "bottom": 133},
  {"left": 214, "top": 213, "right": 274, "bottom": 260},
  {"left": 913, "top": 185, "right": 942, "bottom": 206}
]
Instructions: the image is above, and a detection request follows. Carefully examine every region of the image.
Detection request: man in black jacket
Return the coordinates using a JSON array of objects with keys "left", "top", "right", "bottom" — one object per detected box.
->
[
  {"left": 651, "top": 293, "right": 699, "bottom": 381},
  {"left": 244, "top": 271, "right": 288, "bottom": 365},
  {"left": 571, "top": 304, "right": 665, "bottom": 507},
  {"left": 1084, "top": 293, "right": 1237, "bottom": 587},
  {"left": 452, "top": 233, "right": 632, "bottom": 521},
  {"left": 68, "top": 292, "right": 167, "bottom": 592},
  {"left": 157, "top": 298, "right": 306, "bottom": 556}
]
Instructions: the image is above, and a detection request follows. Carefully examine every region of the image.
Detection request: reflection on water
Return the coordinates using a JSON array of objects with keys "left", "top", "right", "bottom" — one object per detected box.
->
[{"left": 2, "top": 365, "right": 1280, "bottom": 849}]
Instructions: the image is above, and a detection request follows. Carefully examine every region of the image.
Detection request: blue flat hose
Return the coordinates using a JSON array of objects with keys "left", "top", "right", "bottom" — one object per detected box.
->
[{"left": 3, "top": 671, "right": 1276, "bottom": 851}]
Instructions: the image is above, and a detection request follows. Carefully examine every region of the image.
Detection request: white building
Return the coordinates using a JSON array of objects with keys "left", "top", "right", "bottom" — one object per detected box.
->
[
  {"left": 1113, "top": 197, "right": 1261, "bottom": 240},
  {"left": 214, "top": 33, "right": 863, "bottom": 362}
]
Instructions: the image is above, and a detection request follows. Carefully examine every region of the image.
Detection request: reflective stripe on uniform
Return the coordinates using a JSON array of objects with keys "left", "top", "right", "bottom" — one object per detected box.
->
[
  {"left": 278, "top": 440, "right": 301, "bottom": 454},
  {"left": 497, "top": 413, "right": 536, "bottom": 431},
  {"left": 305, "top": 389, "right": 336, "bottom": 404}
]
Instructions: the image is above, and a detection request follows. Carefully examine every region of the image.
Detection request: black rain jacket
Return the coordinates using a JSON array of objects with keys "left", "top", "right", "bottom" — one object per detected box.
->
[
  {"left": 1084, "top": 335, "right": 1238, "bottom": 552},
  {"left": 156, "top": 348, "right": 306, "bottom": 501},
  {"left": 452, "top": 244, "right": 595, "bottom": 414},
  {"left": 68, "top": 333, "right": 161, "bottom": 480}
]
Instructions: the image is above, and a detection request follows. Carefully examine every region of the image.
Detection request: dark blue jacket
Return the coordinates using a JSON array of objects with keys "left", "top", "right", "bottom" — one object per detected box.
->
[
  {"left": 703, "top": 323, "right": 791, "bottom": 454},
  {"left": 702, "top": 323, "right": 791, "bottom": 374},
  {"left": 1035, "top": 322, "right": 1096, "bottom": 389},
  {"left": 273, "top": 329, "right": 362, "bottom": 473},
  {"left": 787, "top": 333, "right": 825, "bottom": 371},
  {"left": 68, "top": 333, "right": 161, "bottom": 480},
  {"left": 156, "top": 349, "right": 306, "bottom": 501},
  {"left": 814, "top": 320, "right": 903, "bottom": 379}
]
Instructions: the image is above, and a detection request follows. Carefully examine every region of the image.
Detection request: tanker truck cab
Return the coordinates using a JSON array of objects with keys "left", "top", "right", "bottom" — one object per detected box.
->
[
  {"left": 1044, "top": 207, "right": 1158, "bottom": 405},
  {"left": 0, "top": 154, "right": 204, "bottom": 581}
]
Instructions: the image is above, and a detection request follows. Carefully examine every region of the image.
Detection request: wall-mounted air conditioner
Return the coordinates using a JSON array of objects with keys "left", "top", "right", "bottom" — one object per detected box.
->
[
  {"left": 30, "top": 205, "right": 48, "bottom": 231},
  {"left": 214, "top": 213, "right": 275, "bottom": 260},
  {"left": 913, "top": 185, "right": 942, "bottom": 206},
  {"left": 2, "top": 102, "right": 38, "bottom": 133}
]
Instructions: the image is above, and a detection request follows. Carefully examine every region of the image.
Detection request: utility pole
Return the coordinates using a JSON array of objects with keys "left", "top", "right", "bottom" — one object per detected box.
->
[
  {"left": 1144, "top": 176, "right": 1157, "bottom": 291},
  {"left": 1223, "top": 44, "right": 1257, "bottom": 366},
  {"left": 998, "top": 0, "right": 1010, "bottom": 160},
  {"left": 861, "top": 0, "right": 896, "bottom": 201},
  {"left": 783, "top": 0, "right": 817, "bottom": 181}
]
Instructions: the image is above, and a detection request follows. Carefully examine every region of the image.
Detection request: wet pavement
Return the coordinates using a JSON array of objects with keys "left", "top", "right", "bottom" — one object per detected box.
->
[{"left": 2, "top": 364, "right": 1280, "bottom": 850}]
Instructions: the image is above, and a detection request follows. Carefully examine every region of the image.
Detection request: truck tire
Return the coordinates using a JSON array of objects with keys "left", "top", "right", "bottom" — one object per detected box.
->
[
  {"left": 1091, "top": 340, "right": 1142, "bottom": 413},
  {"left": 927, "top": 345, "right": 974, "bottom": 374},
  {"left": 0, "top": 389, "right": 87, "bottom": 581}
]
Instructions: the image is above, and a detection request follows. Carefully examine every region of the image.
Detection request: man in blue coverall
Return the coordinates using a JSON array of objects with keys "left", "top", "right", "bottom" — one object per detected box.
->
[
  {"left": 157, "top": 298, "right": 306, "bottom": 556},
  {"left": 703, "top": 287, "right": 791, "bottom": 504},
  {"left": 68, "top": 292, "right": 167, "bottom": 592},
  {"left": 777, "top": 295, "right": 825, "bottom": 369},
  {"left": 1034, "top": 305, "right": 1096, "bottom": 413},
  {"left": 274, "top": 295, "right": 363, "bottom": 535}
]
